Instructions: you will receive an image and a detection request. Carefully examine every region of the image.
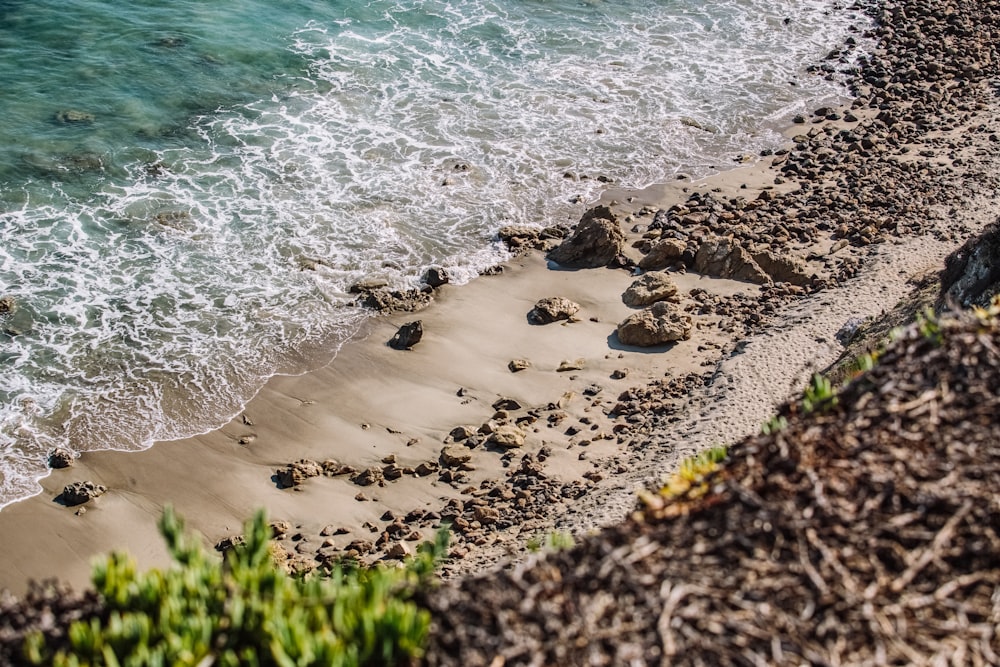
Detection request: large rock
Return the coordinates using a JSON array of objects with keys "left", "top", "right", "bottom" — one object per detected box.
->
[
  {"left": 48, "top": 448, "right": 75, "bottom": 469},
  {"left": 60, "top": 481, "right": 107, "bottom": 506},
  {"left": 638, "top": 239, "right": 687, "bottom": 271},
  {"left": 622, "top": 272, "right": 681, "bottom": 307},
  {"left": 753, "top": 250, "right": 813, "bottom": 287},
  {"left": 276, "top": 459, "right": 323, "bottom": 488},
  {"left": 547, "top": 205, "right": 625, "bottom": 268},
  {"left": 528, "top": 297, "right": 580, "bottom": 325},
  {"left": 389, "top": 321, "right": 423, "bottom": 350},
  {"left": 488, "top": 425, "right": 526, "bottom": 449},
  {"left": 693, "top": 238, "right": 770, "bottom": 284},
  {"left": 940, "top": 221, "right": 1000, "bottom": 308},
  {"left": 616, "top": 302, "right": 693, "bottom": 347},
  {"left": 440, "top": 446, "right": 472, "bottom": 468}
]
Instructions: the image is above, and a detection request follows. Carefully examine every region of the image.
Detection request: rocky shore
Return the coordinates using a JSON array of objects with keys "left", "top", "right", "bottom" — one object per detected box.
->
[{"left": 1, "top": 2, "right": 999, "bottom": 662}]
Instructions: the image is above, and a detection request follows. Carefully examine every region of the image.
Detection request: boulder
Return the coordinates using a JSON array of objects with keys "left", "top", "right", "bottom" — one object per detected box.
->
[
  {"left": 389, "top": 321, "right": 423, "bottom": 350},
  {"left": 547, "top": 205, "right": 625, "bottom": 268},
  {"left": 422, "top": 267, "right": 450, "bottom": 288},
  {"left": 940, "top": 221, "right": 1000, "bottom": 308},
  {"left": 60, "top": 481, "right": 107, "bottom": 506},
  {"left": 692, "top": 238, "right": 770, "bottom": 284},
  {"left": 276, "top": 459, "right": 323, "bottom": 488},
  {"left": 616, "top": 302, "right": 693, "bottom": 347},
  {"left": 48, "top": 447, "right": 75, "bottom": 469},
  {"left": 752, "top": 250, "right": 813, "bottom": 287},
  {"left": 448, "top": 426, "right": 475, "bottom": 442},
  {"left": 0, "top": 296, "right": 17, "bottom": 315},
  {"left": 528, "top": 297, "right": 580, "bottom": 325},
  {"left": 497, "top": 225, "right": 568, "bottom": 253},
  {"left": 622, "top": 272, "right": 681, "bottom": 307},
  {"left": 487, "top": 425, "right": 526, "bottom": 449},
  {"left": 440, "top": 446, "right": 472, "bottom": 468},
  {"left": 638, "top": 239, "right": 687, "bottom": 271},
  {"left": 491, "top": 397, "right": 523, "bottom": 411}
]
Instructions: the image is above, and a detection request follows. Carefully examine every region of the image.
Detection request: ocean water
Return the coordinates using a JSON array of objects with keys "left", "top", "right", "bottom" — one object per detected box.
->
[{"left": 0, "top": 0, "right": 869, "bottom": 508}]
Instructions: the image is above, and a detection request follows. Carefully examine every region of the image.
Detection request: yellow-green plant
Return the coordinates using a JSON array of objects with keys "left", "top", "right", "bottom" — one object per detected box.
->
[
  {"left": 525, "top": 531, "right": 575, "bottom": 553},
  {"left": 801, "top": 373, "right": 837, "bottom": 415},
  {"left": 24, "top": 508, "right": 447, "bottom": 667}
]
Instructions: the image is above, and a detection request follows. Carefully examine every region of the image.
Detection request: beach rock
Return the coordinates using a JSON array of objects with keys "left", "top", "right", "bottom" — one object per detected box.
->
[
  {"left": 488, "top": 425, "right": 526, "bottom": 449},
  {"left": 414, "top": 461, "right": 440, "bottom": 477},
  {"left": 352, "top": 466, "right": 385, "bottom": 487},
  {"left": 48, "top": 448, "right": 75, "bottom": 469},
  {"left": 357, "top": 288, "right": 433, "bottom": 313},
  {"left": 386, "top": 542, "right": 412, "bottom": 559},
  {"left": 752, "top": 250, "right": 813, "bottom": 287},
  {"left": 276, "top": 459, "right": 323, "bottom": 488},
  {"left": 622, "top": 272, "right": 681, "bottom": 307},
  {"left": 389, "top": 321, "right": 423, "bottom": 350},
  {"left": 616, "top": 302, "right": 693, "bottom": 347},
  {"left": 940, "top": 221, "right": 1000, "bottom": 308},
  {"left": 349, "top": 278, "right": 390, "bottom": 293},
  {"left": 508, "top": 358, "right": 531, "bottom": 373},
  {"left": 557, "top": 359, "right": 585, "bottom": 372},
  {"left": 269, "top": 520, "right": 291, "bottom": 538},
  {"left": 59, "top": 481, "right": 107, "bottom": 506},
  {"left": 423, "top": 267, "right": 450, "bottom": 288},
  {"left": 693, "top": 238, "right": 770, "bottom": 284},
  {"left": 440, "top": 447, "right": 472, "bottom": 468},
  {"left": 498, "top": 225, "right": 568, "bottom": 252},
  {"left": 638, "top": 239, "right": 687, "bottom": 271},
  {"left": 0, "top": 296, "right": 17, "bottom": 315},
  {"left": 448, "top": 426, "right": 475, "bottom": 442},
  {"left": 382, "top": 464, "right": 404, "bottom": 480},
  {"left": 547, "top": 205, "right": 625, "bottom": 268},
  {"left": 491, "top": 397, "right": 523, "bottom": 411},
  {"left": 528, "top": 297, "right": 580, "bottom": 325},
  {"left": 214, "top": 535, "right": 246, "bottom": 553}
]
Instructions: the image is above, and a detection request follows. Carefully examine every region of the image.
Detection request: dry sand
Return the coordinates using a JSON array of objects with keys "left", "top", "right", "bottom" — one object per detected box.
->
[{"left": 0, "top": 101, "right": 994, "bottom": 594}]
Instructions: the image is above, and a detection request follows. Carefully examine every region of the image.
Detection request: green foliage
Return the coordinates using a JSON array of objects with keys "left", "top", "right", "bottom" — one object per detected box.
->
[
  {"left": 916, "top": 307, "right": 942, "bottom": 345},
  {"left": 525, "top": 531, "right": 575, "bottom": 553},
  {"left": 655, "top": 446, "right": 728, "bottom": 501},
  {"left": 25, "top": 508, "right": 447, "bottom": 667},
  {"left": 760, "top": 414, "right": 788, "bottom": 435},
  {"left": 801, "top": 373, "right": 837, "bottom": 415}
]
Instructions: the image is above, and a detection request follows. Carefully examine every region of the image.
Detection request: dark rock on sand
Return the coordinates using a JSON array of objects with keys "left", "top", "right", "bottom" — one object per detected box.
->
[
  {"left": 59, "top": 481, "right": 106, "bottom": 506},
  {"left": 527, "top": 297, "right": 580, "bottom": 325},
  {"left": 621, "top": 272, "right": 681, "bottom": 307},
  {"left": 616, "top": 302, "right": 693, "bottom": 346},
  {"left": 48, "top": 448, "right": 75, "bottom": 469},
  {"left": 275, "top": 459, "right": 323, "bottom": 488},
  {"left": 352, "top": 466, "right": 385, "bottom": 487},
  {"left": 547, "top": 205, "right": 625, "bottom": 268},
  {"left": 389, "top": 321, "right": 424, "bottom": 350},
  {"left": 423, "top": 267, "right": 450, "bottom": 288}
]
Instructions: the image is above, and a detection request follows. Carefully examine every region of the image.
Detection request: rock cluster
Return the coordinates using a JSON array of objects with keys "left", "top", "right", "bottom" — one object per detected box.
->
[
  {"left": 59, "top": 481, "right": 106, "bottom": 506},
  {"left": 547, "top": 205, "right": 625, "bottom": 268}
]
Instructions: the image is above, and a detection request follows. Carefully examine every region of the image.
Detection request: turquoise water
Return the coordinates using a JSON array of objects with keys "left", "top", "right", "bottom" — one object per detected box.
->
[{"left": 0, "top": 0, "right": 869, "bottom": 507}]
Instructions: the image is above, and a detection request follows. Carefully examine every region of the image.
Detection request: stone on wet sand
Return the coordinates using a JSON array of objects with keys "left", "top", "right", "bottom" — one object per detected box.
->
[
  {"left": 389, "top": 321, "right": 424, "bottom": 350},
  {"left": 48, "top": 448, "right": 75, "bottom": 469},
  {"left": 60, "top": 481, "right": 107, "bottom": 506},
  {"left": 547, "top": 205, "right": 625, "bottom": 268}
]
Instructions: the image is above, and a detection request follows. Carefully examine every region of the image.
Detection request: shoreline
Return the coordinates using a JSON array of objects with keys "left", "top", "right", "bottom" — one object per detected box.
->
[{"left": 2, "top": 0, "right": 999, "bottom": 596}]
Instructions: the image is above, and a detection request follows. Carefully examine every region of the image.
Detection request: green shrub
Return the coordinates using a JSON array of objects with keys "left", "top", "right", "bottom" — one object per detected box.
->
[
  {"left": 801, "top": 373, "right": 837, "bottom": 415},
  {"left": 24, "top": 508, "right": 447, "bottom": 666}
]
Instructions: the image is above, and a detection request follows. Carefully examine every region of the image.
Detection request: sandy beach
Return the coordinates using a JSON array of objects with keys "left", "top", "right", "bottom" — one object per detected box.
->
[{"left": 1, "top": 0, "right": 998, "bottom": 599}]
